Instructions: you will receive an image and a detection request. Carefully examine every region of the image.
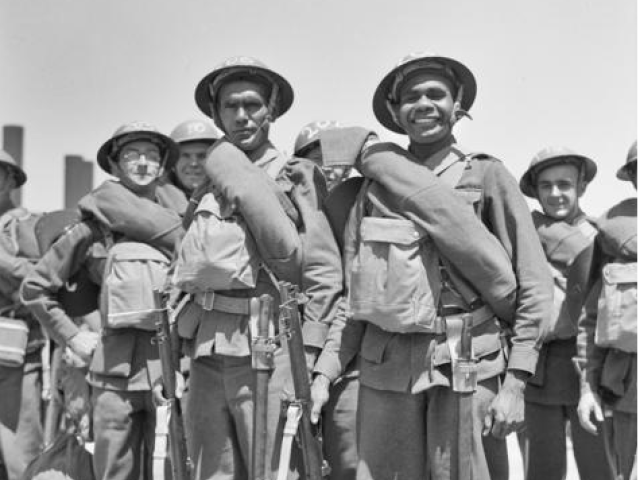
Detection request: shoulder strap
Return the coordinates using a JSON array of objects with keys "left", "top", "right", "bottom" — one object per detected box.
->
[{"left": 437, "top": 152, "right": 485, "bottom": 189}]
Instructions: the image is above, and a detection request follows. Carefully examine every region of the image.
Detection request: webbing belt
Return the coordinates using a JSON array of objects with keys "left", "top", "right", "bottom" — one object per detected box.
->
[
  {"left": 193, "top": 291, "right": 252, "bottom": 315},
  {"left": 431, "top": 304, "right": 494, "bottom": 335}
]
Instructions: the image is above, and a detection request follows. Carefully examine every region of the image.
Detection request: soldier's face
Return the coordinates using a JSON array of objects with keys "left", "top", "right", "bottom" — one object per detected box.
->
[
  {"left": 175, "top": 141, "right": 210, "bottom": 191},
  {"left": 113, "top": 140, "right": 163, "bottom": 190},
  {"left": 394, "top": 73, "right": 457, "bottom": 144},
  {"left": 535, "top": 164, "right": 585, "bottom": 221},
  {"left": 217, "top": 80, "right": 271, "bottom": 152}
]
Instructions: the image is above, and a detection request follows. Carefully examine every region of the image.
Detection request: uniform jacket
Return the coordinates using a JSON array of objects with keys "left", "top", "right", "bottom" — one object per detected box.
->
[
  {"left": 315, "top": 139, "right": 552, "bottom": 394},
  {"left": 21, "top": 180, "right": 186, "bottom": 391},
  {"left": 526, "top": 211, "right": 596, "bottom": 405},
  {"left": 178, "top": 139, "right": 343, "bottom": 359},
  {"left": 577, "top": 198, "right": 637, "bottom": 413}
]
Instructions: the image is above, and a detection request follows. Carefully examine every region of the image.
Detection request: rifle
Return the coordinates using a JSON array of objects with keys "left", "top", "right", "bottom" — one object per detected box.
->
[
  {"left": 153, "top": 289, "right": 191, "bottom": 480},
  {"left": 251, "top": 295, "right": 276, "bottom": 480},
  {"left": 42, "top": 345, "right": 63, "bottom": 448},
  {"left": 277, "top": 283, "right": 329, "bottom": 480}
]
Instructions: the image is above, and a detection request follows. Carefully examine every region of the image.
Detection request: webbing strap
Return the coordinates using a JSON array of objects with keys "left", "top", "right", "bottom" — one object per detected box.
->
[
  {"left": 153, "top": 405, "right": 170, "bottom": 480},
  {"left": 276, "top": 403, "right": 303, "bottom": 480}
]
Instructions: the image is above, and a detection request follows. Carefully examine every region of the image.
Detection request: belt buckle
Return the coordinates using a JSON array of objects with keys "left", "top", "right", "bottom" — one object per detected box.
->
[{"left": 201, "top": 291, "right": 215, "bottom": 311}]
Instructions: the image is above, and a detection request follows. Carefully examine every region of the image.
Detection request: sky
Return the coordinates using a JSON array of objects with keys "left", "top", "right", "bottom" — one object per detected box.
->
[{"left": 0, "top": 0, "right": 637, "bottom": 216}]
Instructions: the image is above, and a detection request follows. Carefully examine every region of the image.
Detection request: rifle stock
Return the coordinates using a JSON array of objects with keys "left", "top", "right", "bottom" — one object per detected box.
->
[
  {"left": 153, "top": 289, "right": 191, "bottom": 480},
  {"left": 278, "top": 283, "right": 328, "bottom": 480}
]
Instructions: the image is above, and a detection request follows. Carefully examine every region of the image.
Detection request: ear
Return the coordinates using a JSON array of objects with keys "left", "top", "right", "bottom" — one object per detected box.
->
[
  {"left": 577, "top": 180, "right": 587, "bottom": 197},
  {"left": 108, "top": 158, "right": 123, "bottom": 177},
  {"left": 450, "top": 100, "right": 463, "bottom": 124},
  {"left": 385, "top": 100, "right": 401, "bottom": 126}
]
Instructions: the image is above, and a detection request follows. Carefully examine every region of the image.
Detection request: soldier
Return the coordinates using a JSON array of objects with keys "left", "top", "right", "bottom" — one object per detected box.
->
[
  {"left": 21, "top": 122, "right": 187, "bottom": 480},
  {"left": 293, "top": 121, "right": 359, "bottom": 191},
  {"left": 173, "top": 57, "right": 342, "bottom": 480},
  {"left": 294, "top": 121, "right": 374, "bottom": 480},
  {"left": 577, "top": 141, "right": 637, "bottom": 480},
  {"left": 518, "top": 147, "right": 609, "bottom": 480},
  {"left": 168, "top": 119, "right": 221, "bottom": 198},
  {"left": 311, "top": 52, "right": 552, "bottom": 480},
  {"left": 0, "top": 150, "right": 45, "bottom": 480}
]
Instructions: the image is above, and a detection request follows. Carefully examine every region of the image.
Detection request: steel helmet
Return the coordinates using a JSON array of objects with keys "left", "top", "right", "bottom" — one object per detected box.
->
[
  {"left": 293, "top": 120, "right": 343, "bottom": 156},
  {"left": 373, "top": 51, "right": 477, "bottom": 134},
  {"left": 170, "top": 119, "right": 220, "bottom": 145},
  {"left": 616, "top": 140, "right": 637, "bottom": 181},
  {"left": 96, "top": 122, "right": 179, "bottom": 174},
  {"left": 0, "top": 149, "right": 26, "bottom": 187},
  {"left": 194, "top": 56, "right": 294, "bottom": 124},
  {"left": 519, "top": 146, "right": 597, "bottom": 198}
]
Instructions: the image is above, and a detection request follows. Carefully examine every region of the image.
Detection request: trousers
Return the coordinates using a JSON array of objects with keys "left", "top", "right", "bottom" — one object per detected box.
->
[
  {"left": 356, "top": 378, "right": 508, "bottom": 480},
  {"left": 323, "top": 374, "right": 359, "bottom": 480},
  {"left": 520, "top": 402, "right": 609, "bottom": 480},
  {"left": 92, "top": 387, "right": 157, "bottom": 480},
  {"left": 187, "top": 352, "right": 300, "bottom": 480},
  {"left": 0, "top": 360, "right": 43, "bottom": 480}
]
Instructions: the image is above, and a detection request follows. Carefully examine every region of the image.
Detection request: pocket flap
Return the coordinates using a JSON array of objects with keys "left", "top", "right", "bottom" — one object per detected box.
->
[
  {"left": 360, "top": 217, "right": 427, "bottom": 245},
  {"left": 603, "top": 262, "right": 637, "bottom": 284}
]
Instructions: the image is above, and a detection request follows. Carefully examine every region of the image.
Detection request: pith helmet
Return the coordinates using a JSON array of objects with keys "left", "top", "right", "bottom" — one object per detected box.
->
[
  {"left": 96, "top": 122, "right": 179, "bottom": 174},
  {"left": 170, "top": 119, "right": 220, "bottom": 145},
  {"left": 0, "top": 149, "right": 26, "bottom": 187},
  {"left": 616, "top": 140, "right": 637, "bottom": 181},
  {"left": 293, "top": 120, "right": 342, "bottom": 155},
  {"left": 194, "top": 56, "right": 294, "bottom": 123},
  {"left": 519, "top": 146, "right": 597, "bottom": 198},
  {"left": 373, "top": 51, "right": 477, "bottom": 134}
]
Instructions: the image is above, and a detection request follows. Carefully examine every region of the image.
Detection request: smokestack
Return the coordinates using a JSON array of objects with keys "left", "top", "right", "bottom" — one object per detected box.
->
[
  {"left": 64, "top": 155, "right": 94, "bottom": 209},
  {"left": 2, "top": 125, "right": 24, "bottom": 206}
]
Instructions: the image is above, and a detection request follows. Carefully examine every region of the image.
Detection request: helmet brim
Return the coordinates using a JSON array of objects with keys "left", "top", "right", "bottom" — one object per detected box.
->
[
  {"left": 96, "top": 131, "right": 179, "bottom": 174},
  {"left": 616, "top": 159, "right": 637, "bottom": 181},
  {"left": 373, "top": 55, "right": 477, "bottom": 134},
  {"left": 0, "top": 161, "right": 26, "bottom": 187},
  {"left": 194, "top": 65, "right": 294, "bottom": 121},
  {"left": 519, "top": 154, "right": 598, "bottom": 198}
]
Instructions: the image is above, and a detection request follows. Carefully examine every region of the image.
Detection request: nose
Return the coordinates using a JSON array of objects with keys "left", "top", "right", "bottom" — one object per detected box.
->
[
  {"left": 415, "top": 94, "right": 435, "bottom": 109},
  {"left": 235, "top": 106, "right": 249, "bottom": 124},
  {"left": 549, "top": 184, "right": 562, "bottom": 196}
]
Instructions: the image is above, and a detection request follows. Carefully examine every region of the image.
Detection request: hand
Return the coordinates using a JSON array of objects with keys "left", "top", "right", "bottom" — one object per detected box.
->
[
  {"left": 577, "top": 389, "right": 603, "bottom": 435},
  {"left": 483, "top": 370, "right": 527, "bottom": 438},
  {"left": 152, "top": 372, "right": 186, "bottom": 406},
  {"left": 310, "top": 374, "right": 331, "bottom": 425},
  {"left": 67, "top": 331, "right": 99, "bottom": 363},
  {"left": 63, "top": 346, "right": 88, "bottom": 368}
]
